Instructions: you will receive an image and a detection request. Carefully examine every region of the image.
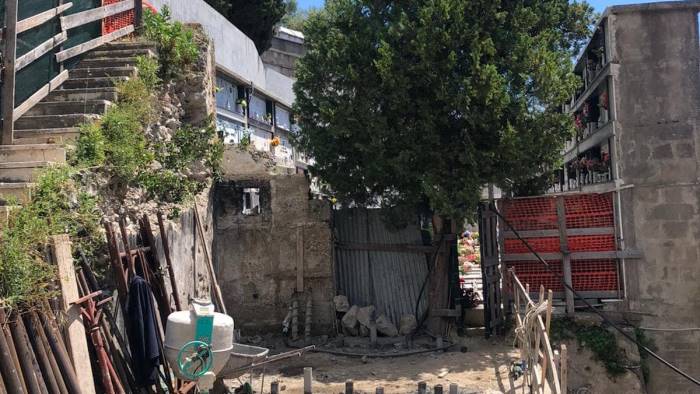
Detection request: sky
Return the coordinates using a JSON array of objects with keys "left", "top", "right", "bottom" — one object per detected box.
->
[{"left": 297, "top": 0, "right": 661, "bottom": 12}]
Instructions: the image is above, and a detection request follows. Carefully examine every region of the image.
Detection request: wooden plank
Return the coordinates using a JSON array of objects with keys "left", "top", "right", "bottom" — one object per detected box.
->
[
  {"left": 502, "top": 227, "right": 615, "bottom": 239},
  {"left": 556, "top": 197, "right": 575, "bottom": 315},
  {"left": 51, "top": 235, "right": 96, "bottom": 394},
  {"left": 16, "top": 3, "right": 73, "bottom": 33},
  {"left": 60, "top": 0, "right": 133, "bottom": 30},
  {"left": 560, "top": 344, "right": 568, "bottom": 394},
  {"left": 296, "top": 226, "right": 304, "bottom": 292},
  {"left": 2, "top": 0, "right": 18, "bottom": 145},
  {"left": 193, "top": 206, "right": 227, "bottom": 315},
  {"left": 538, "top": 318, "right": 561, "bottom": 394},
  {"left": 16, "top": 31, "right": 68, "bottom": 71},
  {"left": 56, "top": 24, "right": 134, "bottom": 62},
  {"left": 13, "top": 70, "right": 69, "bottom": 121},
  {"left": 503, "top": 250, "right": 641, "bottom": 261}
]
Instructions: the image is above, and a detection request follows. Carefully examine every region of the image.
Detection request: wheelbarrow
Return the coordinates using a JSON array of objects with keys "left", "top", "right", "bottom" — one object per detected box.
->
[{"left": 217, "top": 343, "right": 315, "bottom": 382}]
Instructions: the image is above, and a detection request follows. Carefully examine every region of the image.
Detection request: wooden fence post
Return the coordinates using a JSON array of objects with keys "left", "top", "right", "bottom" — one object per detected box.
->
[
  {"left": 52, "top": 234, "right": 96, "bottom": 394},
  {"left": 560, "top": 344, "right": 568, "bottom": 394},
  {"left": 2, "top": 0, "right": 18, "bottom": 145},
  {"left": 304, "top": 367, "right": 313, "bottom": 394},
  {"left": 345, "top": 379, "right": 354, "bottom": 394},
  {"left": 134, "top": 0, "right": 143, "bottom": 28},
  {"left": 556, "top": 197, "right": 575, "bottom": 315}
]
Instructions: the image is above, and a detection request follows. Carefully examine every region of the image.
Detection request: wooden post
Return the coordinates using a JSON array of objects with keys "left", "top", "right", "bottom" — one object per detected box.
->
[
  {"left": 376, "top": 387, "right": 384, "bottom": 394},
  {"left": 560, "top": 344, "right": 568, "bottom": 394},
  {"left": 434, "top": 384, "right": 443, "bottom": 394},
  {"left": 556, "top": 197, "right": 575, "bottom": 315},
  {"left": 449, "top": 383, "right": 459, "bottom": 394},
  {"left": 303, "top": 367, "right": 313, "bottom": 394},
  {"left": 271, "top": 381, "right": 279, "bottom": 394},
  {"left": 418, "top": 381, "right": 427, "bottom": 394},
  {"left": 52, "top": 234, "right": 96, "bottom": 394},
  {"left": 1, "top": 0, "right": 18, "bottom": 145},
  {"left": 296, "top": 226, "right": 304, "bottom": 292},
  {"left": 344, "top": 380, "right": 353, "bottom": 394},
  {"left": 546, "top": 289, "right": 553, "bottom": 335},
  {"left": 157, "top": 211, "right": 182, "bottom": 311},
  {"left": 133, "top": 0, "right": 143, "bottom": 28}
]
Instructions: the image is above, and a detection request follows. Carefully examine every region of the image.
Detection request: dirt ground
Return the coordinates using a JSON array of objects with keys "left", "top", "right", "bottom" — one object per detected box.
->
[{"left": 224, "top": 336, "right": 522, "bottom": 393}]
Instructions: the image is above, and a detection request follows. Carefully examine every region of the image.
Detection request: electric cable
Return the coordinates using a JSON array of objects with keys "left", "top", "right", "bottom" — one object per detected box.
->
[{"left": 489, "top": 202, "right": 700, "bottom": 387}]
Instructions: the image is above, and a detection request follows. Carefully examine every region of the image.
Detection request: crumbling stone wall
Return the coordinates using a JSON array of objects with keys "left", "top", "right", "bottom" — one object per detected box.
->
[
  {"left": 213, "top": 147, "right": 335, "bottom": 334},
  {"left": 611, "top": 6, "right": 700, "bottom": 392}
]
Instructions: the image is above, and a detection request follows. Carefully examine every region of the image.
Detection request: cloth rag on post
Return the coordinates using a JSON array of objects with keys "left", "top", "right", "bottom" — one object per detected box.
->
[{"left": 126, "top": 275, "right": 162, "bottom": 387}]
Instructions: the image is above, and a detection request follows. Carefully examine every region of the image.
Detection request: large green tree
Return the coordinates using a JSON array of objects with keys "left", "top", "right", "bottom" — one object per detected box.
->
[
  {"left": 205, "top": 0, "right": 287, "bottom": 53},
  {"left": 293, "top": 0, "right": 594, "bottom": 220}
]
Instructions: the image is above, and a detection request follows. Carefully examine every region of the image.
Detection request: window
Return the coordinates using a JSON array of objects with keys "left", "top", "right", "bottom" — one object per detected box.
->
[
  {"left": 242, "top": 188, "right": 261, "bottom": 215},
  {"left": 216, "top": 75, "right": 237, "bottom": 112}
]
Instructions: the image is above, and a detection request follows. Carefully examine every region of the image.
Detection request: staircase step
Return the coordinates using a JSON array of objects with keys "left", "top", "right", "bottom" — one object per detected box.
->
[
  {"left": 61, "top": 76, "right": 129, "bottom": 90},
  {"left": 0, "top": 182, "right": 34, "bottom": 205},
  {"left": 102, "top": 40, "right": 156, "bottom": 51},
  {"left": 84, "top": 48, "right": 156, "bottom": 59},
  {"left": 71, "top": 66, "right": 137, "bottom": 79},
  {"left": 76, "top": 57, "right": 141, "bottom": 69},
  {"left": 13, "top": 136, "right": 64, "bottom": 145},
  {"left": 29, "top": 100, "right": 112, "bottom": 117},
  {"left": 0, "top": 144, "right": 66, "bottom": 163},
  {"left": 26, "top": 100, "right": 112, "bottom": 117},
  {"left": 15, "top": 128, "right": 79, "bottom": 142},
  {"left": 46, "top": 87, "right": 118, "bottom": 103},
  {"left": 0, "top": 161, "right": 53, "bottom": 182},
  {"left": 15, "top": 114, "right": 99, "bottom": 130}
]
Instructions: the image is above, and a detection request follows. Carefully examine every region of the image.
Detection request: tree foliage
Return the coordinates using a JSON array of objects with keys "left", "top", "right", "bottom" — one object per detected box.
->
[
  {"left": 204, "top": 0, "right": 287, "bottom": 53},
  {"left": 281, "top": 0, "right": 322, "bottom": 32},
  {"left": 294, "top": 0, "right": 595, "bottom": 220}
]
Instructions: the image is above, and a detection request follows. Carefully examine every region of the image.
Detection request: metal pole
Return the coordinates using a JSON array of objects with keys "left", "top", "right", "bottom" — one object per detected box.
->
[
  {"left": 134, "top": 0, "right": 143, "bottom": 29},
  {"left": 2, "top": 0, "right": 18, "bottom": 145}
]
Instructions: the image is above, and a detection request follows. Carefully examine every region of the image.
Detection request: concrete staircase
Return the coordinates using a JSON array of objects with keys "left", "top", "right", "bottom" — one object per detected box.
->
[{"left": 0, "top": 40, "right": 156, "bottom": 206}]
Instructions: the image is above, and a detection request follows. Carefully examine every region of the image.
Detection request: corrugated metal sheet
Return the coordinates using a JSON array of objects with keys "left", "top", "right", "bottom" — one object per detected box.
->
[{"left": 333, "top": 208, "right": 429, "bottom": 327}]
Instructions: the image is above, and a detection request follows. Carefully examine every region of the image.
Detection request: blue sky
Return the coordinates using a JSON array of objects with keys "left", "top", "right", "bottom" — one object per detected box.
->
[{"left": 297, "top": 0, "right": 660, "bottom": 12}]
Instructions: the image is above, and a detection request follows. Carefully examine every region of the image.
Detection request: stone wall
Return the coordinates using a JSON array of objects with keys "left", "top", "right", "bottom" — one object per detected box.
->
[
  {"left": 212, "top": 147, "right": 335, "bottom": 334},
  {"left": 612, "top": 6, "right": 700, "bottom": 393}
]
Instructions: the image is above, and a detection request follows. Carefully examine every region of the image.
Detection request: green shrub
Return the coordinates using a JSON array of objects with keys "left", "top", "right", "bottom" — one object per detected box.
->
[
  {"left": 72, "top": 122, "right": 106, "bottom": 167},
  {"left": 136, "top": 55, "right": 161, "bottom": 90},
  {"left": 143, "top": 6, "right": 198, "bottom": 79},
  {"left": 551, "top": 317, "right": 627, "bottom": 377},
  {"left": 0, "top": 166, "right": 101, "bottom": 306}
]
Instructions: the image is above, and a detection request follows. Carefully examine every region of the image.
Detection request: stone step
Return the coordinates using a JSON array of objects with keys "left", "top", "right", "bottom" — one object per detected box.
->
[
  {"left": 15, "top": 128, "right": 79, "bottom": 142},
  {"left": 46, "top": 87, "right": 118, "bottom": 103},
  {"left": 0, "top": 161, "right": 53, "bottom": 182},
  {"left": 26, "top": 100, "right": 112, "bottom": 116},
  {"left": 61, "top": 76, "right": 129, "bottom": 90},
  {"left": 15, "top": 113, "right": 98, "bottom": 130},
  {"left": 70, "top": 66, "right": 137, "bottom": 79},
  {"left": 0, "top": 144, "right": 66, "bottom": 163},
  {"left": 84, "top": 48, "right": 156, "bottom": 59},
  {"left": 0, "top": 182, "right": 34, "bottom": 205},
  {"left": 77, "top": 57, "right": 141, "bottom": 69},
  {"left": 13, "top": 136, "right": 64, "bottom": 145},
  {"left": 102, "top": 40, "right": 156, "bottom": 51}
]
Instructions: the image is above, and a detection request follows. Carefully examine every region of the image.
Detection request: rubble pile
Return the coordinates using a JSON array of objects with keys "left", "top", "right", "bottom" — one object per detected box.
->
[{"left": 335, "top": 295, "right": 415, "bottom": 338}]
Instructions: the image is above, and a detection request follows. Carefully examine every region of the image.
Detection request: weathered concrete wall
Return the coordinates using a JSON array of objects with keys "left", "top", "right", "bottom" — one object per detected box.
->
[
  {"left": 261, "top": 36, "right": 306, "bottom": 78},
  {"left": 212, "top": 148, "right": 335, "bottom": 334},
  {"left": 153, "top": 191, "right": 214, "bottom": 308},
  {"left": 613, "top": 6, "right": 700, "bottom": 393}
]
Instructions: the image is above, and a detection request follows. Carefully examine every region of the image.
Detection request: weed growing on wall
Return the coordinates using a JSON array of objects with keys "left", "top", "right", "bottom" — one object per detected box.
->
[
  {"left": 551, "top": 317, "right": 628, "bottom": 377},
  {"left": 0, "top": 166, "right": 102, "bottom": 306},
  {"left": 143, "top": 6, "right": 198, "bottom": 79}
]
